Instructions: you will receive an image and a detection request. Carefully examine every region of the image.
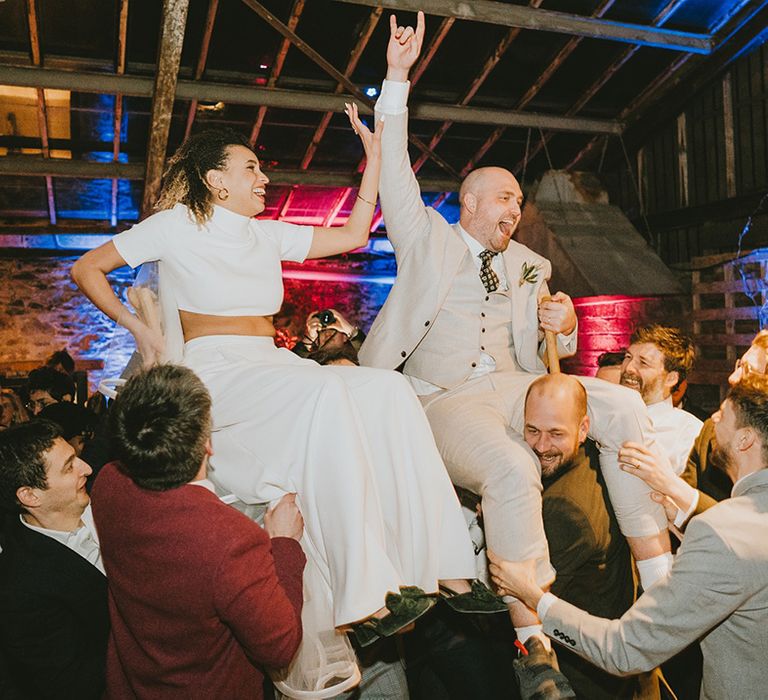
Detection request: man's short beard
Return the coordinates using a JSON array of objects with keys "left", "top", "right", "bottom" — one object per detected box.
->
[
  {"left": 539, "top": 450, "right": 578, "bottom": 480},
  {"left": 710, "top": 439, "right": 733, "bottom": 474}
]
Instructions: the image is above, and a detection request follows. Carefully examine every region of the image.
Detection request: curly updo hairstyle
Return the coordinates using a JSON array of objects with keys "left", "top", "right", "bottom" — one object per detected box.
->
[{"left": 155, "top": 128, "right": 253, "bottom": 225}]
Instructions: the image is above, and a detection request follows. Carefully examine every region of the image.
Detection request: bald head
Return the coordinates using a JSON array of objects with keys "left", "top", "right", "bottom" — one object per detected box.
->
[
  {"left": 458, "top": 167, "right": 523, "bottom": 253},
  {"left": 524, "top": 374, "right": 589, "bottom": 479},
  {"left": 526, "top": 374, "right": 587, "bottom": 421}
]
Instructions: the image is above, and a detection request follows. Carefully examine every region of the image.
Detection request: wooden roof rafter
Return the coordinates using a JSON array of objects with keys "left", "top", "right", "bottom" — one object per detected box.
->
[
  {"left": 567, "top": 0, "right": 768, "bottom": 171},
  {"left": 410, "top": 0, "right": 545, "bottom": 176},
  {"left": 335, "top": 0, "right": 713, "bottom": 53},
  {"left": 248, "top": 0, "right": 306, "bottom": 149},
  {"left": 25, "top": 0, "right": 55, "bottom": 226},
  {"left": 510, "top": 0, "right": 690, "bottom": 176},
  {"left": 455, "top": 0, "right": 617, "bottom": 184},
  {"left": 240, "top": 0, "right": 461, "bottom": 182},
  {"left": 279, "top": 6, "right": 383, "bottom": 221},
  {"left": 331, "top": 15, "right": 456, "bottom": 230},
  {"left": 140, "top": 0, "right": 190, "bottom": 217},
  {"left": 110, "top": 0, "right": 129, "bottom": 228},
  {"left": 182, "top": 0, "right": 221, "bottom": 141}
]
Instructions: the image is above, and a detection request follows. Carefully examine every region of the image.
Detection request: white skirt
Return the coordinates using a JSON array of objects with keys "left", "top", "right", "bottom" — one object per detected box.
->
[{"left": 183, "top": 335, "right": 475, "bottom": 625}]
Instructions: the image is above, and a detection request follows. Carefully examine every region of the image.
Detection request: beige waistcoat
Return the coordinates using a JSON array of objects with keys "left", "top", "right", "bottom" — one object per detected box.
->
[{"left": 404, "top": 251, "right": 520, "bottom": 389}]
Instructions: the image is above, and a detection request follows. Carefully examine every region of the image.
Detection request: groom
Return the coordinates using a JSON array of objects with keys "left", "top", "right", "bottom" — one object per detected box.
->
[{"left": 359, "top": 10, "right": 671, "bottom": 656}]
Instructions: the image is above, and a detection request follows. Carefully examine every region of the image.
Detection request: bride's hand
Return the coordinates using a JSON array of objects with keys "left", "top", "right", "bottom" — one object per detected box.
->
[{"left": 345, "top": 102, "right": 383, "bottom": 161}]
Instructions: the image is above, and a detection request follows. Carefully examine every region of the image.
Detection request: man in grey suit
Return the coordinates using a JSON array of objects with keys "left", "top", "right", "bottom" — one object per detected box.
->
[
  {"left": 359, "top": 10, "right": 671, "bottom": 649},
  {"left": 490, "top": 373, "right": 768, "bottom": 699}
]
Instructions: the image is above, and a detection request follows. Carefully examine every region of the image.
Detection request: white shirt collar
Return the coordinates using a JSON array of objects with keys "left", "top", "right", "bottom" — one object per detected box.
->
[
  {"left": 647, "top": 395, "right": 674, "bottom": 413},
  {"left": 20, "top": 503, "right": 104, "bottom": 574},
  {"left": 20, "top": 502, "right": 95, "bottom": 544},
  {"left": 188, "top": 478, "right": 217, "bottom": 494},
  {"left": 456, "top": 223, "right": 487, "bottom": 258}
]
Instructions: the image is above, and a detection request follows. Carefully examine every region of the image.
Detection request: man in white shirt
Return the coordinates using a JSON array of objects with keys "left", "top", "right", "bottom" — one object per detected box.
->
[
  {"left": 0, "top": 420, "right": 108, "bottom": 699},
  {"left": 620, "top": 324, "right": 702, "bottom": 475}
]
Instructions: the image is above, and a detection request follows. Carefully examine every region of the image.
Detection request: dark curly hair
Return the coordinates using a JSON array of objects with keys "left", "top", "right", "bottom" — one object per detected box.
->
[
  {"left": 108, "top": 365, "right": 211, "bottom": 491},
  {"left": 0, "top": 420, "right": 62, "bottom": 514},
  {"left": 155, "top": 128, "right": 252, "bottom": 225}
]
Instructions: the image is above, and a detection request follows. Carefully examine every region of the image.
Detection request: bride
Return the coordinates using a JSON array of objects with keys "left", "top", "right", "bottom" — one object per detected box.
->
[{"left": 72, "top": 104, "right": 496, "bottom": 640}]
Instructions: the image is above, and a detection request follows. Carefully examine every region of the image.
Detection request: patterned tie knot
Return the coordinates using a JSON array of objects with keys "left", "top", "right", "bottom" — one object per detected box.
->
[{"left": 479, "top": 249, "right": 500, "bottom": 293}]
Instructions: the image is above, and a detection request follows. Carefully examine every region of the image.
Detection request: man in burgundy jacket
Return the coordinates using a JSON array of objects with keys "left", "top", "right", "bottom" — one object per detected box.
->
[{"left": 92, "top": 364, "right": 305, "bottom": 699}]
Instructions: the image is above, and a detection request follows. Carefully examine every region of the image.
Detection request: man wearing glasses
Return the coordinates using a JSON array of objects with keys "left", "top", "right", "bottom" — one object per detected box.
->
[{"left": 24, "top": 366, "right": 75, "bottom": 415}]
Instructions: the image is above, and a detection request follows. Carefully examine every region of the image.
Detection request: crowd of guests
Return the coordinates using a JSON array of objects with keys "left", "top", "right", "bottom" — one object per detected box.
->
[{"left": 1, "top": 320, "right": 766, "bottom": 699}]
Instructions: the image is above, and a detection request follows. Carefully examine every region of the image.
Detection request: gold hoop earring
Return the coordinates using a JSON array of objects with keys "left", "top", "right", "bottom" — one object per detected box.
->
[{"left": 217, "top": 187, "right": 229, "bottom": 201}]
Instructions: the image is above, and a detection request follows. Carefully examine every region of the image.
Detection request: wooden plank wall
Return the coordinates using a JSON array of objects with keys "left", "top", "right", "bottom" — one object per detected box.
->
[{"left": 606, "top": 42, "right": 768, "bottom": 266}]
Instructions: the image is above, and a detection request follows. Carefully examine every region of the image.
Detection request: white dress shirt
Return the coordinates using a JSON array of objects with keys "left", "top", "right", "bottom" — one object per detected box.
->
[
  {"left": 20, "top": 503, "right": 104, "bottom": 574},
  {"left": 647, "top": 396, "right": 703, "bottom": 476}
]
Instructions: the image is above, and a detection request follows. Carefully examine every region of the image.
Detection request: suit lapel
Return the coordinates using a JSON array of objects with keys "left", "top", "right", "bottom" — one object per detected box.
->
[
  {"left": 440, "top": 225, "right": 471, "bottom": 302},
  {"left": 14, "top": 517, "right": 106, "bottom": 586},
  {"left": 502, "top": 244, "right": 528, "bottom": 350}
]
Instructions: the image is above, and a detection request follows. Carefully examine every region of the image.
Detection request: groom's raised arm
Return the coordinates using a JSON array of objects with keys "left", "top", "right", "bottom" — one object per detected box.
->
[{"left": 375, "top": 12, "right": 432, "bottom": 254}]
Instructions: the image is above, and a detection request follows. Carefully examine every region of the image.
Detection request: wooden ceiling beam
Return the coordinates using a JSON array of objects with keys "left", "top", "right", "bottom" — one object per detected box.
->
[
  {"left": 249, "top": 0, "right": 306, "bottom": 148},
  {"left": 511, "top": 0, "right": 689, "bottom": 174},
  {"left": 567, "top": 0, "right": 768, "bottom": 171},
  {"left": 140, "top": 0, "right": 190, "bottom": 217},
  {"left": 25, "top": 0, "right": 56, "bottom": 226},
  {"left": 411, "top": 0, "right": 543, "bottom": 174},
  {"left": 456, "top": 0, "right": 616, "bottom": 181},
  {"left": 183, "top": 0, "right": 220, "bottom": 141},
  {"left": 0, "top": 156, "right": 460, "bottom": 190},
  {"left": 334, "top": 0, "right": 713, "bottom": 53},
  {"left": 0, "top": 65, "right": 623, "bottom": 134},
  {"left": 111, "top": 0, "right": 130, "bottom": 228},
  {"left": 282, "top": 8, "right": 383, "bottom": 223},
  {"left": 240, "top": 0, "right": 461, "bottom": 180}
]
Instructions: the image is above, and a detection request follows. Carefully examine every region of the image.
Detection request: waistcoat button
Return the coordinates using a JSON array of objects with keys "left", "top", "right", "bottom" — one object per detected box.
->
[{"left": 401, "top": 350, "right": 406, "bottom": 358}]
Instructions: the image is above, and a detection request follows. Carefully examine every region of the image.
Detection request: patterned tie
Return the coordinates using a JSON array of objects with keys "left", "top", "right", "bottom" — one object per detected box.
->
[{"left": 478, "top": 250, "right": 500, "bottom": 293}]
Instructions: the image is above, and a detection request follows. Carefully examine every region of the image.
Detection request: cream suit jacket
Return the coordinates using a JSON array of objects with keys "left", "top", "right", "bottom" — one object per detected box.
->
[
  {"left": 542, "top": 469, "right": 768, "bottom": 700},
  {"left": 358, "top": 109, "right": 576, "bottom": 381}
]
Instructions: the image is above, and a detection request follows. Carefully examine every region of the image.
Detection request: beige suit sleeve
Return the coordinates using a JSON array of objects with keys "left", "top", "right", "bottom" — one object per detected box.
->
[
  {"left": 376, "top": 109, "right": 433, "bottom": 255},
  {"left": 542, "top": 516, "right": 743, "bottom": 675}
]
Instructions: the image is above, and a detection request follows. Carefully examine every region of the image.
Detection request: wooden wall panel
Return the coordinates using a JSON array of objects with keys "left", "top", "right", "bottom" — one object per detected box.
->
[{"left": 608, "top": 42, "right": 768, "bottom": 265}]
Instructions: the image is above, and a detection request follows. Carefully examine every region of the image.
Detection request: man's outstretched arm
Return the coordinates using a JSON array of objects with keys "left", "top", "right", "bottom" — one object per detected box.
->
[{"left": 375, "top": 12, "right": 432, "bottom": 253}]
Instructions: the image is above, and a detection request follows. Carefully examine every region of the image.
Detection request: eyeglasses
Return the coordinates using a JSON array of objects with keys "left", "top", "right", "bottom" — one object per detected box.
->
[{"left": 25, "top": 398, "right": 56, "bottom": 412}]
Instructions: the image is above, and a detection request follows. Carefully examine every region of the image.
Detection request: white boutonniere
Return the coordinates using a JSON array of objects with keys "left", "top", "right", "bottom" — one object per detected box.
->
[{"left": 519, "top": 261, "right": 540, "bottom": 286}]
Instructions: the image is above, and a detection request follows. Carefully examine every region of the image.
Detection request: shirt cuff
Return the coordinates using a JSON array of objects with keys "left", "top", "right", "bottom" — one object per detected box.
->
[
  {"left": 375, "top": 79, "right": 409, "bottom": 115},
  {"left": 558, "top": 322, "right": 578, "bottom": 345},
  {"left": 673, "top": 489, "right": 700, "bottom": 529},
  {"left": 537, "top": 592, "right": 559, "bottom": 620}
]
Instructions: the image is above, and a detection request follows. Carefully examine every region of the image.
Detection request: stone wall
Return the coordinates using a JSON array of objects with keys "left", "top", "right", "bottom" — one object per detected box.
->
[
  {"left": 1, "top": 256, "right": 698, "bottom": 402},
  {"left": 0, "top": 255, "right": 135, "bottom": 389},
  {"left": 0, "top": 255, "right": 393, "bottom": 391}
]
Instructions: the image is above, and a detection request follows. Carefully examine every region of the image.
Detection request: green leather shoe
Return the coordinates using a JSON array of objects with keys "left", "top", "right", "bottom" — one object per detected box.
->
[
  {"left": 439, "top": 579, "right": 508, "bottom": 614},
  {"left": 350, "top": 587, "right": 436, "bottom": 647}
]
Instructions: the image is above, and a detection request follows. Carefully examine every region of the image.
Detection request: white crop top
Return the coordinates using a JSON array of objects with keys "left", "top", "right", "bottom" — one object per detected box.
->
[{"left": 112, "top": 204, "right": 314, "bottom": 316}]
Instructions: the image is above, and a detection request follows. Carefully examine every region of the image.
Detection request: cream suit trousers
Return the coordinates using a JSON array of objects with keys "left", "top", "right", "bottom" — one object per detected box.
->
[{"left": 421, "top": 371, "right": 665, "bottom": 585}]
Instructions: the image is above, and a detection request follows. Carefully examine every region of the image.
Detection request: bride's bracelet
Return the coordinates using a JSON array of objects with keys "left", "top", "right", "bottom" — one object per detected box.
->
[{"left": 356, "top": 194, "right": 376, "bottom": 206}]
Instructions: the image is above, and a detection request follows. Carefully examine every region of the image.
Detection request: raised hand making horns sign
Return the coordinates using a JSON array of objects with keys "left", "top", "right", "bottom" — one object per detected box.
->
[{"left": 386, "top": 10, "right": 425, "bottom": 82}]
